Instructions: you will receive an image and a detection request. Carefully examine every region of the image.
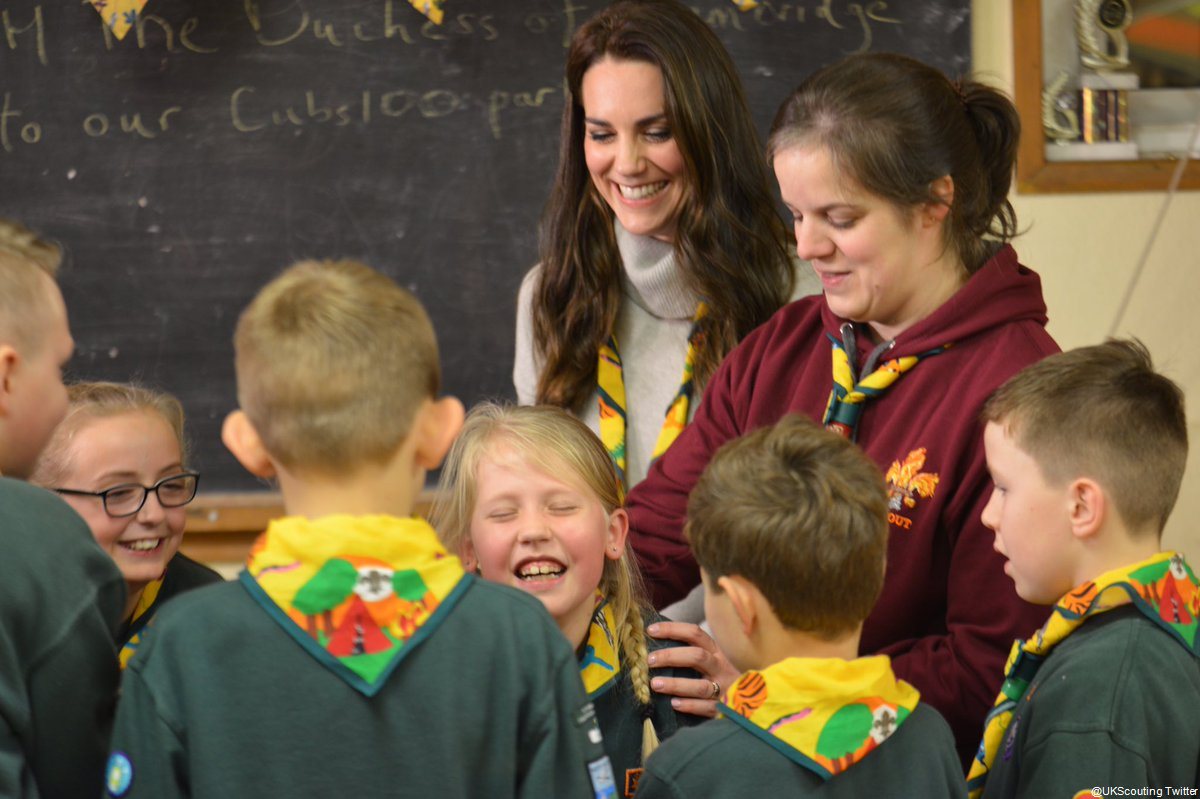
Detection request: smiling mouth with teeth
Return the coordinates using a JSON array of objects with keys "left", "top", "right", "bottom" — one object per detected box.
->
[
  {"left": 618, "top": 181, "right": 667, "bottom": 200},
  {"left": 122, "top": 538, "right": 163, "bottom": 552},
  {"left": 516, "top": 561, "right": 566, "bottom": 581}
]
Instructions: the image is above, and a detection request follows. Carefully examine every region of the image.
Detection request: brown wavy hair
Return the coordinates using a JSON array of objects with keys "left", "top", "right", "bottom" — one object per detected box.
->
[{"left": 533, "top": 0, "right": 794, "bottom": 411}]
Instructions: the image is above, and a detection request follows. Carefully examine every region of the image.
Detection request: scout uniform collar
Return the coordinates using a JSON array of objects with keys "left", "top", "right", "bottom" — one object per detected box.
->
[
  {"left": 240, "top": 514, "right": 469, "bottom": 697},
  {"left": 119, "top": 577, "right": 164, "bottom": 669},
  {"left": 720, "top": 655, "right": 920, "bottom": 779},
  {"left": 579, "top": 595, "right": 621, "bottom": 699},
  {"left": 967, "top": 551, "right": 1199, "bottom": 798}
]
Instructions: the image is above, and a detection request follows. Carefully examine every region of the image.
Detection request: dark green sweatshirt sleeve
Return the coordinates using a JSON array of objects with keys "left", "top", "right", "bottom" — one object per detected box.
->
[{"left": 521, "top": 641, "right": 617, "bottom": 799}]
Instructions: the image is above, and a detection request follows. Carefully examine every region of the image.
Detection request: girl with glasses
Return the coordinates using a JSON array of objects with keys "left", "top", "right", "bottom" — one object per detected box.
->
[{"left": 30, "top": 382, "right": 222, "bottom": 667}]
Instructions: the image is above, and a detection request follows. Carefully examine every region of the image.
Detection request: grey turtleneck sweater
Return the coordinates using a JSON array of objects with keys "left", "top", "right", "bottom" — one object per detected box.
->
[{"left": 514, "top": 221, "right": 819, "bottom": 490}]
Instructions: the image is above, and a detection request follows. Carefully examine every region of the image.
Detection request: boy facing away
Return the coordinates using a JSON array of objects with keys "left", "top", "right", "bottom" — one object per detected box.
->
[
  {"left": 0, "top": 219, "right": 125, "bottom": 798},
  {"left": 636, "top": 414, "right": 965, "bottom": 798},
  {"left": 967, "top": 339, "right": 1200, "bottom": 797},
  {"left": 104, "top": 260, "right": 615, "bottom": 798}
]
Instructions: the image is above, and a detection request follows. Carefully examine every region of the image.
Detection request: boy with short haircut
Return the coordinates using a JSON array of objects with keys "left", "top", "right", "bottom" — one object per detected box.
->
[
  {"left": 636, "top": 414, "right": 964, "bottom": 798},
  {"left": 967, "top": 339, "right": 1200, "bottom": 798},
  {"left": 104, "top": 260, "right": 615, "bottom": 798},
  {"left": 0, "top": 218, "right": 126, "bottom": 798}
]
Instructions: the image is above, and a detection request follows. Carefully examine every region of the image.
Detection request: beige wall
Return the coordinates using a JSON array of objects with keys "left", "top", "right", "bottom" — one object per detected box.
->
[{"left": 974, "top": 0, "right": 1200, "bottom": 561}]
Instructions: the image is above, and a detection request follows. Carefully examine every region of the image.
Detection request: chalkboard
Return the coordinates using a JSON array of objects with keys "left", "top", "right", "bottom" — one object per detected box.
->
[{"left": 1, "top": 0, "right": 969, "bottom": 491}]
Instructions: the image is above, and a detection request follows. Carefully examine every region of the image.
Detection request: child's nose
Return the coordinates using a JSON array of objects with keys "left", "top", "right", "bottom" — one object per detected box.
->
[
  {"left": 516, "top": 518, "right": 552, "bottom": 543},
  {"left": 137, "top": 490, "right": 167, "bottom": 523}
]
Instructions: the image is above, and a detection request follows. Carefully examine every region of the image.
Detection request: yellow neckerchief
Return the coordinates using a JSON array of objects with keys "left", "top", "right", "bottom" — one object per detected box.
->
[
  {"left": 598, "top": 303, "right": 708, "bottom": 487},
  {"left": 240, "top": 514, "right": 469, "bottom": 697},
  {"left": 822, "top": 329, "right": 948, "bottom": 441},
  {"left": 579, "top": 595, "right": 621, "bottom": 699},
  {"left": 967, "top": 551, "right": 1199, "bottom": 798},
  {"left": 118, "top": 577, "right": 164, "bottom": 669},
  {"left": 720, "top": 655, "right": 920, "bottom": 779}
]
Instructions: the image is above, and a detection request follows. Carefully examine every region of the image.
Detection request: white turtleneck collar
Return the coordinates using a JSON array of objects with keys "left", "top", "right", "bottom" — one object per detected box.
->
[{"left": 614, "top": 221, "right": 698, "bottom": 321}]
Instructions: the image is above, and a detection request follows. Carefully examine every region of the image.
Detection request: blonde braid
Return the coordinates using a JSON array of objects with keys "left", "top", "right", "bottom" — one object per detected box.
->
[{"left": 619, "top": 600, "right": 660, "bottom": 761}]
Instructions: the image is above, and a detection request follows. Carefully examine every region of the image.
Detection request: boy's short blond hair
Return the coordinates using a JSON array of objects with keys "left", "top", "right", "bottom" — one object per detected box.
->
[
  {"left": 982, "top": 338, "right": 1187, "bottom": 536},
  {"left": 686, "top": 414, "right": 889, "bottom": 638},
  {"left": 0, "top": 219, "right": 62, "bottom": 354},
  {"left": 234, "top": 259, "right": 439, "bottom": 475}
]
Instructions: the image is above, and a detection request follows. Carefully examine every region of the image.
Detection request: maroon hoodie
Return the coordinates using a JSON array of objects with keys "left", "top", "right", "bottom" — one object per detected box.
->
[{"left": 627, "top": 244, "right": 1059, "bottom": 764}]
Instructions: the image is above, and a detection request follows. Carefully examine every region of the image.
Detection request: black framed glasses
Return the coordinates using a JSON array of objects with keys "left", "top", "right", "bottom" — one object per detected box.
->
[{"left": 54, "top": 472, "right": 200, "bottom": 518}]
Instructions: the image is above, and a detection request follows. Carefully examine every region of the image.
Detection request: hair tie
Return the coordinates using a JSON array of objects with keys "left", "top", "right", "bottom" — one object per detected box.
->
[{"left": 951, "top": 79, "right": 969, "bottom": 108}]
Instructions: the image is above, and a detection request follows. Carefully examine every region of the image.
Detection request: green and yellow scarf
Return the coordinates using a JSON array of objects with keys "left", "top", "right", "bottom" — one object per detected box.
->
[
  {"left": 822, "top": 331, "right": 948, "bottom": 441},
  {"left": 598, "top": 303, "right": 707, "bottom": 487},
  {"left": 118, "top": 577, "right": 164, "bottom": 669},
  {"left": 240, "top": 514, "right": 469, "bottom": 696},
  {"left": 579, "top": 597, "right": 622, "bottom": 699},
  {"left": 967, "top": 551, "right": 1200, "bottom": 798},
  {"left": 720, "top": 655, "right": 920, "bottom": 778}
]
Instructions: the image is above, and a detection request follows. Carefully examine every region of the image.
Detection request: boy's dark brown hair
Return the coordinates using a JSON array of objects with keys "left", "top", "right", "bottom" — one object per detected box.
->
[
  {"left": 982, "top": 338, "right": 1187, "bottom": 536},
  {"left": 686, "top": 414, "right": 889, "bottom": 638}
]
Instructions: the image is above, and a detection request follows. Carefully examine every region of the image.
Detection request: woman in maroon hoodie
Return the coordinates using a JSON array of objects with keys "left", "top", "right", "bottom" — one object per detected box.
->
[{"left": 632, "top": 52, "right": 1059, "bottom": 766}]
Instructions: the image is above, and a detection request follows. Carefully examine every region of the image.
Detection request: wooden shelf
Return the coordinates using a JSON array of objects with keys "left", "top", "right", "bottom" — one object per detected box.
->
[{"left": 1012, "top": 0, "right": 1200, "bottom": 194}]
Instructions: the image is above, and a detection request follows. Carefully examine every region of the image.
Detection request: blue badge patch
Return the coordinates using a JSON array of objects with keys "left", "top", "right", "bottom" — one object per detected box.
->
[
  {"left": 588, "top": 755, "right": 617, "bottom": 799},
  {"left": 106, "top": 752, "right": 133, "bottom": 797}
]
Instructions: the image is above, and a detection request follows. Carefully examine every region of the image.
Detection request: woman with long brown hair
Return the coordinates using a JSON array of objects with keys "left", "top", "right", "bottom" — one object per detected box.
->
[{"left": 514, "top": 0, "right": 809, "bottom": 491}]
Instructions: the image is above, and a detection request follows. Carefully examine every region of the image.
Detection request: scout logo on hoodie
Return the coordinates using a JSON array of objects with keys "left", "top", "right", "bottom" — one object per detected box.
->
[{"left": 884, "top": 448, "right": 939, "bottom": 530}]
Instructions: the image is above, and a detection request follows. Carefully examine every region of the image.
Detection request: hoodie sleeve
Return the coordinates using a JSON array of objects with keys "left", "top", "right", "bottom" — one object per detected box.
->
[{"left": 626, "top": 318, "right": 769, "bottom": 609}]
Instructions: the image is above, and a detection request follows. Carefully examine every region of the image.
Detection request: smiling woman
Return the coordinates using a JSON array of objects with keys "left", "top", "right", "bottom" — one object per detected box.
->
[
  {"left": 30, "top": 382, "right": 222, "bottom": 667},
  {"left": 627, "top": 52, "right": 1064, "bottom": 766},
  {"left": 514, "top": 0, "right": 806, "bottom": 492}
]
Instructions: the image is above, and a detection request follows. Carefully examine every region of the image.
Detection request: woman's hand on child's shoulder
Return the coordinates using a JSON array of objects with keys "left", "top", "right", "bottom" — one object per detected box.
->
[{"left": 645, "top": 621, "right": 742, "bottom": 719}]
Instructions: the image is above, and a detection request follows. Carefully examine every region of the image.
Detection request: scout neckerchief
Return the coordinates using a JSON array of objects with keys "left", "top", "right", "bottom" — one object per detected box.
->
[
  {"left": 579, "top": 594, "right": 621, "bottom": 699},
  {"left": 598, "top": 303, "right": 708, "bottom": 487},
  {"left": 720, "top": 655, "right": 920, "bottom": 779},
  {"left": 240, "top": 514, "right": 469, "bottom": 697},
  {"left": 966, "top": 551, "right": 1200, "bottom": 798},
  {"left": 822, "top": 324, "right": 948, "bottom": 441},
  {"left": 118, "top": 577, "right": 164, "bottom": 669}
]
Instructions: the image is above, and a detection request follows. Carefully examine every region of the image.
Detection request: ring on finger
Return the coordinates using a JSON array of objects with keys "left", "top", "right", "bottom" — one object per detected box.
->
[{"left": 708, "top": 680, "right": 721, "bottom": 700}]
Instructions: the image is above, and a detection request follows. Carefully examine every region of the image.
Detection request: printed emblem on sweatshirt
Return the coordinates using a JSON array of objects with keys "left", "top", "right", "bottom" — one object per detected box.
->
[
  {"left": 884, "top": 448, "right": 939, "bottom": 530},
  {"left": 623, "top": 767, "right": 644, "bottom": 797},
  {"left": 105, "top": 752, "right": 133, "bottom": 797}
]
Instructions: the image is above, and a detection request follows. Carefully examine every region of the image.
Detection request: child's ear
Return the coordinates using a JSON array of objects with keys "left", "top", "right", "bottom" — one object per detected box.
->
[
  {"left": 604, "top": 508, "right": 629, "bottom": 561},
  {"left": 1067, "top": 477, "right": 1105, "bottom": 540},
  {"left": 412, "top": 396, "right": 465, "bottom": 470},
  {"left": 0, "top": 345, "right": 20, "bottom": 418},
  {"left": 923, "top": 174, "right": 954, "bottom": 226},
  {"left": 221, "top": 410, "right": 277, "bottom": 479},
  {"left": 717, "top": 575, "right": 758, "bottom": 637},
  {"left": 459, "top": 540, "right": 480, "bottom": 574}
]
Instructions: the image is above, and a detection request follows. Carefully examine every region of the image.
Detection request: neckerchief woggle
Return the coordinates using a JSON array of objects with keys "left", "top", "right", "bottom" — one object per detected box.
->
[
  {"left": 598, "top": 303, "right": 708, "bottom": 488},
  {"left": 240, "top": 514, "right": 469, "bottom": 696},
  {"left": 580, "top": 595, "right": 622, "bottom": 699},
  {"left": 118, "top": 577, "right": 164, "bottom": 669},
  {"left": 966, "top": 551, "right": 1199, "bottom": 798},
  {"left": 822, "top": 325, "right": 949, "bottom": 441},
  {"left": 721, "top": 655, "right": 920, "bottom": 779}
]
